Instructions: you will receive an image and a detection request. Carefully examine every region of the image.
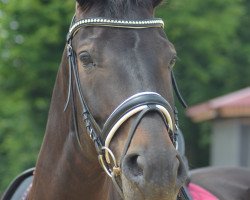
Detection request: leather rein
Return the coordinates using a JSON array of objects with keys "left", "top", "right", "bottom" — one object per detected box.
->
[{"left": 65, "top": 15, "right": 189, "bottom": 200}]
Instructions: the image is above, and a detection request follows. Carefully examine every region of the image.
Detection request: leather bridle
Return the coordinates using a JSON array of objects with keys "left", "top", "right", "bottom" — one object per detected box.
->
[{"left": 65, "top": 15, "right": 190, "bottom": 200}]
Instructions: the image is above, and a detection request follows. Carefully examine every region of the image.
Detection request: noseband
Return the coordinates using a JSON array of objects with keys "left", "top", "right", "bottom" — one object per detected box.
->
[{"left": 66, "top": 16, "right": 189, "bottom": 200}]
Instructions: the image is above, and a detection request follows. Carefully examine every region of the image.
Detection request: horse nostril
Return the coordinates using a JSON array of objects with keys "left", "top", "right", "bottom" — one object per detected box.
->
[{"left": 124, "top": 154, "right": 144, "bottom": 177}]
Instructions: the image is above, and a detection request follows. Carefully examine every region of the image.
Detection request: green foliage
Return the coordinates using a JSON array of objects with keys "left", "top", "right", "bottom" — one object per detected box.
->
[
  {"left": 0, "top": 0, "right": 249, "bottom": 194},
  {"left": 157, "top": 0, "right": 249, "bottom": 167},
  {"left": 0, "top": 0, "right": 74, "bottom": 193}
]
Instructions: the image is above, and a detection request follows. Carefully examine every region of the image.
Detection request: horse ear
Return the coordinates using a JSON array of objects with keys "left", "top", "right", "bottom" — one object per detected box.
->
[{"left": 152, "top": 0, "right": 163, "bottom": 8}]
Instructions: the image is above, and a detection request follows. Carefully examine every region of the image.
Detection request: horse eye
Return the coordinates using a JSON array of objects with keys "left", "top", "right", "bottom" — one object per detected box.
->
[
  {"left": 79, "top": 51, "right": 93, "bottom": 66},
  {"left": 169, "top": 56, "right": 177, "bottom": 69}
]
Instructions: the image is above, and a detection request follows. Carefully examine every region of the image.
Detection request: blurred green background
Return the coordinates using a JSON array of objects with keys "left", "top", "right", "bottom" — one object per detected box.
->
[{"left": 0, "top": 0, "right": 249, "bottom": 195}]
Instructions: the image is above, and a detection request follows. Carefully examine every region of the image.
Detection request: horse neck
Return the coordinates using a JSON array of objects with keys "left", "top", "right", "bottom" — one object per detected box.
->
[{"left": 28, "top": 48, "right": 115, "bottom": 200}]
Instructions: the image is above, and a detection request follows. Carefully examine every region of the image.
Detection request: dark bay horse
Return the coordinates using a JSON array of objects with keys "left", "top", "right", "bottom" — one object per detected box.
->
[
  {"left": 29, "top": 1, "right": 188, "bottom": 199},
  {"left": 2, "top": 0, "right": 250, "bottom": 200}
]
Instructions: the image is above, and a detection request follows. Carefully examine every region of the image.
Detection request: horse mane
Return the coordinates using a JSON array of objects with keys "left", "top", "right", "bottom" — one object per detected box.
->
[{"left": 76, "top": 0, "right": 163, "bottom": 17}]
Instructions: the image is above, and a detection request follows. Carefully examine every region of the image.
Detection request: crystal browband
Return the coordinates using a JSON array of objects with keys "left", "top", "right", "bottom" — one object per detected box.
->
[{"left": 67, "top": 18, "right": 165, "bottom": 41}]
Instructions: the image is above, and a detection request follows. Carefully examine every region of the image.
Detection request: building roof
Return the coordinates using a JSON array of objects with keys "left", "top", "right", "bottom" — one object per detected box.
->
[{"left": 186, "top": 87, "right": 250, "bottom": 122}]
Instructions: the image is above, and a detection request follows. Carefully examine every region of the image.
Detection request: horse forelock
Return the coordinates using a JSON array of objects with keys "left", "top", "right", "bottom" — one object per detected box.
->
[
  {"left": 77, "top": 0, "right": 162, "bottom": 7},
  {"left": 107, "top": 0, "right": 153, "bottom": 8},
  {"left": 76, "top": 0, "right": 163, "bottom": 18},
  {"left": 106, "top": 0, "right": 154, "bottom": 17}
]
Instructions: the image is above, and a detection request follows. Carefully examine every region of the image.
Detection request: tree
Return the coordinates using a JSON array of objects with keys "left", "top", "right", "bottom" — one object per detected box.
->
[
  {"left": 157, "top": 0, "right": 248, "bottom": 167},
  {"left": 0, "top": 0, "right": 73, "bottom": 192}
]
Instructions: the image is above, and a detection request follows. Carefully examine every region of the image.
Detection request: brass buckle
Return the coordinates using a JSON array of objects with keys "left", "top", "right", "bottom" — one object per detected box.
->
[{"left": 98, "top": 147, "right": 121, "bottom": 177}]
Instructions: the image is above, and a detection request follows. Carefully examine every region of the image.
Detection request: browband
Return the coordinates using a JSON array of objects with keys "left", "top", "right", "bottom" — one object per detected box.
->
[{"left": 67, "top": 17, "right": 164, "bottom": 41}]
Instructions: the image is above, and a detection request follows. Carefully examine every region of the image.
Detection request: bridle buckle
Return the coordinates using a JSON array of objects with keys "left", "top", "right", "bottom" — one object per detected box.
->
[{"left": 98, "top": 147, "right": 120, "bottom": 178}]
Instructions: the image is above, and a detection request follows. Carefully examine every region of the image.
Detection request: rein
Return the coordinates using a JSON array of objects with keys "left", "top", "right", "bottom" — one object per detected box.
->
[{"left": 65, "top": 15, "right": 189, "bottom": 200}]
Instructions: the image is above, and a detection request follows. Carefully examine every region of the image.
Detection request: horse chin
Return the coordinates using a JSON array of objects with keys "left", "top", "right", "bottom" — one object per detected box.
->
[
  {"left": 121, "top": 174, "right": 144, "bottom": 200},
  {"left": 121, "top": 174, "right": 178, "bottom": 200}
]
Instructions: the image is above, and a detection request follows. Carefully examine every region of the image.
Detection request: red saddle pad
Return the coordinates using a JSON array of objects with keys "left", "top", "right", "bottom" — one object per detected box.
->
[{"left": 188, "top": 183, "right": 219, "bottom": 200}]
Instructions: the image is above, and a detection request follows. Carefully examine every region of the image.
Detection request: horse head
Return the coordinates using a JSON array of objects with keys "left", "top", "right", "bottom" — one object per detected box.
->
[{"left": 30, "top": 0, "right": 188, "bottom": 199}]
